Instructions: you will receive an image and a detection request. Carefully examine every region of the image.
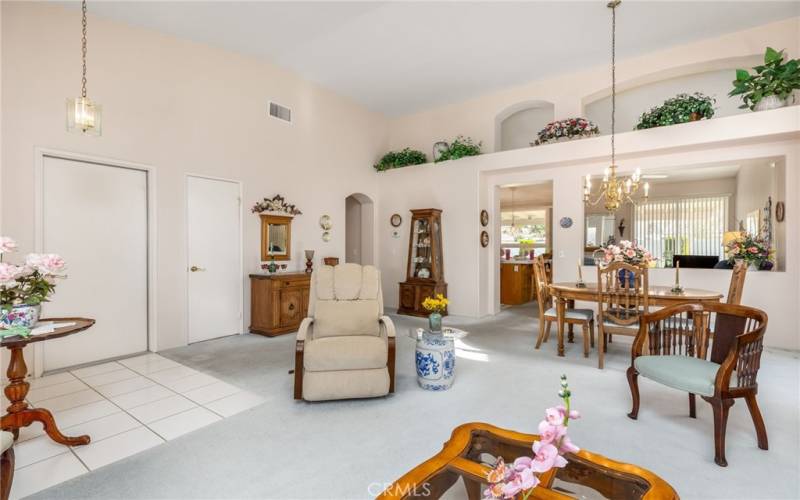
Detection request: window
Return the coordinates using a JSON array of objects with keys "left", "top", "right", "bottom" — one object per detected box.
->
[
  {"left": 501, "top": 209, "right": 549, "bottom": 257},
  {"left": 634, "top": 196, "right": 729, "bottom": 266}
]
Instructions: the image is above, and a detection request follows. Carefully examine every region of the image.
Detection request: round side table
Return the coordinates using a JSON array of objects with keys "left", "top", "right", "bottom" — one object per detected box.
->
[{"left": 410, "top": 327, "right": 468, "bottom": 391}]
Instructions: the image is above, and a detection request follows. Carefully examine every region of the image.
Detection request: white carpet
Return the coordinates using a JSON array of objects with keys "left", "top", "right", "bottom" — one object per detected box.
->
[{"left": 27, "top": 304, "right": 800, "bottom": 499}]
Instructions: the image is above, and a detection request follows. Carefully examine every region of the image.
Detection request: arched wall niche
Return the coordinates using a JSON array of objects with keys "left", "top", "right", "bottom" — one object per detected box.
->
[
  {"left": 583, "top": 55, "right": 761, "bottom": 134},
  {"left": 494, "top": 100, "right": 555, "bottom": 152}
]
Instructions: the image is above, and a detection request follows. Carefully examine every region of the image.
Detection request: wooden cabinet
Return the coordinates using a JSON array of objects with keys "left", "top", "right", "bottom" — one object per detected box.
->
[
  {"left": 250, "top": 273, "right": 310, "bottom": 336},
  {"left": 398, "top": 209, "right": 448, "bottom": 317},
  {"left": 500, "top": 262, "right": 533, "bottom": 305}
]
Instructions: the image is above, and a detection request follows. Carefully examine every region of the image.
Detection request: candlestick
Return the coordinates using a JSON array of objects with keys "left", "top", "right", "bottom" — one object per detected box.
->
[
  {"left": 577, "top": 261, "right": 583, "bottom": 281},
  {"left": 676, "top": 261, "right": 680, "bottom": 286}
]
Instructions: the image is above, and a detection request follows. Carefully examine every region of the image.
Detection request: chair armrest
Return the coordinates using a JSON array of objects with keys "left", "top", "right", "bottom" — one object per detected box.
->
[
  {"left": 379, "top": 315, "right": 396, "bottom": 338},
  {"left": 297, "top": 317, "right": 314, "bottom": 341}
]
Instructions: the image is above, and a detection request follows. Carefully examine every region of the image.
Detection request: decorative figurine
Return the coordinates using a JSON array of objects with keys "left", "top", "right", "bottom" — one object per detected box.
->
[{"left": 305, "top": 250, "right": 315, "bottom": 274}]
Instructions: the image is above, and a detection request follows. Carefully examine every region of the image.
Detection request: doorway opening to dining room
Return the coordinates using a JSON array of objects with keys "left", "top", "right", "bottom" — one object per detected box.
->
[
  {"left": 497, "top": 182, "right": 553, "bottom": 311},
  {"left": 345, "top": 193, "right": 375, "bottom": 265}
]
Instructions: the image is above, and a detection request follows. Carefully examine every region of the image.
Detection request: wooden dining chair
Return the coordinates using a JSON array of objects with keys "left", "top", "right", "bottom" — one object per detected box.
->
[
  {"left": 533, "top": 257, "right": 595, "bottom": 357},
  {"left": 596, "top": 261, "right": 649, "bottom": 369},
  {"left": 726, "top": 260, "right": 747, "bottom": 305},
  {"left": 627, "top": 302, "right": 768, "bottom": 467}
]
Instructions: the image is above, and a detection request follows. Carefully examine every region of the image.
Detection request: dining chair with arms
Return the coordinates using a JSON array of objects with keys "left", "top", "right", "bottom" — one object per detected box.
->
[
  {"left": 726, "top": 260, "right": 747, "bottom": 305},
  {"left": 627, "top": 302, "right": 768, "bottom": 466},
  {"left": 596, "top": 262, "right": 649, "bottom": 369},
  {"left": 533, "top": 257, "right": 595, "bottom": 357}
]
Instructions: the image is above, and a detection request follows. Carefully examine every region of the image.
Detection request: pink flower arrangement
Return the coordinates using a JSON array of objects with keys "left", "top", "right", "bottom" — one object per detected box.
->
[
  {"left": 602, "top": 240, "right": 651, "bottom": 266},
  {"left": 484, "top": 376, "right": 580, "bottom": 499},
  {"left": 0, "top": 237, "right": 67, "bottom": 309},
  {"left": 725, "top": 233, "right": 770, "bottom": 267},
  {"left": 532, "top": 118, "right": 599, "bottom": 146}
]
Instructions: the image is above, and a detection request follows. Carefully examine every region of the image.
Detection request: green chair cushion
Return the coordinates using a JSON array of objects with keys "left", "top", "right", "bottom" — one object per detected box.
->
[
  {"left": 544, "top": 307, "right": 593, "bottom": 321},
  {"left": 634, "top": 355, "right": 722, "bottom": 397}
]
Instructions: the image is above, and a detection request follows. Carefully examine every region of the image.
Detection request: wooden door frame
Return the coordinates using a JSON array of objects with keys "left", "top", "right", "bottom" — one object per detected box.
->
[
  {"left": 33, "top": 148, "right": 158, "bottom": 377},
  {"left": 184, "top": 173, "right": 244, "bottom": 344}
]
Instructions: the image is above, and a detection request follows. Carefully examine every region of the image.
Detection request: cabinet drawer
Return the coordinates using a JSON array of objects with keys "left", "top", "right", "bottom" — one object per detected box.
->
[{"left": 273, "top": 278, "right": 309, "bottom": 289}]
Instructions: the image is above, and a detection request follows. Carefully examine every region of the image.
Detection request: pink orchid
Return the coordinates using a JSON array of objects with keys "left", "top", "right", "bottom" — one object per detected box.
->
[
  {"left": 531, "top": 441, "right": 567, "bottom": 473},
  {"left": 500, "top": 468, "right": 539, "bottom": 498},
  {"left": 556, "top": 405, "right": 581, "bottom": 420},
  {"left": 544, "top": 407, "right": 562, "bottom": 425},
  {"left": 538, "top": 420, "right": 567, "bottom": 445},
  {"left": 513, "top": 456, "right": 533, "bottom": 471},
  {"left": 558, "top": 435, "right": 580, "bottom": 454}
]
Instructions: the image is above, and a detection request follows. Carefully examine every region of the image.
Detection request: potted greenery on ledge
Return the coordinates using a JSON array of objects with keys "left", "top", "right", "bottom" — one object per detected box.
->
[
  {"left": 373, "top": 148, "right": 427, "bottom": 172},
  {"left": 634, "top": 92, "right": 715, "bottom": 130},
  {"left": 729, "top": 47, "right": 800, "bottom": 112},
  {"left": 435, "top": 135, "right": 482, "bottom": 163}
]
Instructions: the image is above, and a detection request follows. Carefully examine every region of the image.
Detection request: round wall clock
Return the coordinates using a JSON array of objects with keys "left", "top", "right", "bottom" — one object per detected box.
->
[
  {"left": 390, "top": 213, "right": 402, "bottom": 227},
  {"left": 480, "top": 209, "right": 489, "bottom": 227},
  {"left": 480, "top": 230, "right": 489, "bottom": 248},
  {"left": 559, "top": 217, "right": 573, "bottom": 229},
  {"left": 775, "top": 201, "right": 785, "bottom": 222}
]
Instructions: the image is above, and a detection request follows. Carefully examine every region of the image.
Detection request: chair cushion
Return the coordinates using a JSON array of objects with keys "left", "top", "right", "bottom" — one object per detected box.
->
[
  {"left": 304, "top": 335, "right": 387, "bottom": 371},
  {"left": 544, "top": 307, "right": 593, "bottom": 321},
  {"left": 313, "top": 299, "right": 381, "bottom": 338},
  {"left": 634, "top": 355, "right": 722, "bottom": 397},
  {"left": 314, "top": 264, "right": 380, "bottom": 301},
  {"left": 1, "top": 431, "right": 13, "bottom": 453}
]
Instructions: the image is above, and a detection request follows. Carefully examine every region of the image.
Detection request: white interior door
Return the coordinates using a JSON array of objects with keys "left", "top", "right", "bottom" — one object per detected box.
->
[
  {"left": 187, "top": 176, "right": 241, "bottom": 343},
  {"left": 42, "top": 156, "right": 149, "bottom": 371}
]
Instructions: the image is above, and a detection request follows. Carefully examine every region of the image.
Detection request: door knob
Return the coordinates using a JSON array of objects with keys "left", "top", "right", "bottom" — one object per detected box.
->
[{"left": 190, "top": 266, "right": 206, "bottom": 272}]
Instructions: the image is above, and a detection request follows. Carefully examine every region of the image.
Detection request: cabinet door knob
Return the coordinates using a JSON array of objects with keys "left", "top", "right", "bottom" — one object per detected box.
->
[{"left": 288, "top": 303, "right": 295, "bottom": 311}]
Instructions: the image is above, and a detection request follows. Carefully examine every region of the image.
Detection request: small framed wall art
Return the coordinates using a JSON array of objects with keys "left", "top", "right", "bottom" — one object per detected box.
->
[
  {"left": 480, "top": 230, "right": 489, "bottom": 248},
  {"left": 390, "top": 213, "right": 402, "bottom": 227}
]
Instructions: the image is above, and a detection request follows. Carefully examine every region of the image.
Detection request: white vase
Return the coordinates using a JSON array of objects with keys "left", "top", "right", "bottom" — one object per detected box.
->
[
  {"left": 753, "top": 95, "right": 790, "bottom": 112},
  {"left": 748, "top": 263, "right": 760, "bottom": 272}
]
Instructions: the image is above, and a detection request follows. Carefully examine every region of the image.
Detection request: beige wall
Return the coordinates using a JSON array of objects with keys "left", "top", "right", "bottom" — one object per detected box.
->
[
  {"left": 1, "top": 2, "right": 388, "bottom": 360},
  {"left": 386, "top": 17, "right": 800, "bottom": 154}
]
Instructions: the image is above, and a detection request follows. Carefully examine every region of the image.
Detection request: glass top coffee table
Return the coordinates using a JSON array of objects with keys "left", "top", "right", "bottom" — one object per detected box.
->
[{"left": 378, "top": 422, "right": 678, "bottom": 499}]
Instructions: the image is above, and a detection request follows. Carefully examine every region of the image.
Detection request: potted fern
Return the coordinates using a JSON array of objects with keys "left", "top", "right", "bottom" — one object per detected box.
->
[{"left": 729, "top": 47, "right": 800, "bottom": 111}]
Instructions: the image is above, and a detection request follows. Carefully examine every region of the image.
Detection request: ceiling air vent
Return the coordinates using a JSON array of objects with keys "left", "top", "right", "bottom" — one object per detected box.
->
[{"left": 269, "top": 101, "right": 291, "bottom": 123}]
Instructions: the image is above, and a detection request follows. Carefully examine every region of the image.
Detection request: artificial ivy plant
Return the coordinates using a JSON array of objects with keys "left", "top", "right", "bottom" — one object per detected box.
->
[
  {"left": 435, "top": 136, "right": 482, "bottom": 162},
  {"left": 634, "top": 92, "right": 715, "bottom": 130},
  {"left": 373, "top": 148, "right": 427, "bottom": 172},
  {"left": 729, "top": 47, "right": 800, "bottom": 110}
]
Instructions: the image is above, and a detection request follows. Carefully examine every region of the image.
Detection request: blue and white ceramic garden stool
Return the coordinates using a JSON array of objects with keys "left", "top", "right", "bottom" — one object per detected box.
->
[{"left": 411, "top": 327, "right": 468, "bottom": 391}]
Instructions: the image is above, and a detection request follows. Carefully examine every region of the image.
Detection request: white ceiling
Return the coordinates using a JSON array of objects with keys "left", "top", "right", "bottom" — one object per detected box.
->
[
  {"left": 500, "top": 182, "right": 553, "bottom": 209},
  {"left": 65, "top": 1, "right": 799, "bottom": 116}
]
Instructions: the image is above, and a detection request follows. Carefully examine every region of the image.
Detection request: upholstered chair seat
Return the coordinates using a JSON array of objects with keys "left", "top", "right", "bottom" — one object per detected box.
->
[
  {"left": 543, "top": 307, "right": 594, "bottom": 321},
  {"left": 294, "top": 264, "right": 395, "bottom": 402},
  {"left": 634, "top": 355, "right": 734, "bottom": 397}
]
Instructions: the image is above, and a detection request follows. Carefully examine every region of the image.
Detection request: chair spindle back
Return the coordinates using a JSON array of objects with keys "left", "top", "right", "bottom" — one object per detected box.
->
[{"left": 597, "top": 261, "right": 649, "bottom": 328}]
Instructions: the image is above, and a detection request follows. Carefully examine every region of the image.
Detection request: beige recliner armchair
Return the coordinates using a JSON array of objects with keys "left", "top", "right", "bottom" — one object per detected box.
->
[{"left": 294, "top": 264, "right": 396, "bottom": 401}]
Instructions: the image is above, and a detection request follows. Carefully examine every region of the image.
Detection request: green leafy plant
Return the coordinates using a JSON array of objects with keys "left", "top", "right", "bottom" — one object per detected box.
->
[
  {"left": 729, "top": 47, "right": 800, "bottom": 110},
  {"left": 435, "top": 136, "right": 482, "bottom": 163},
  {"left": 373, "top": 148, "right": 427, "bottom": 172},
  {"left": 634, "top": 93, "right": 715, "bottom": 130}
]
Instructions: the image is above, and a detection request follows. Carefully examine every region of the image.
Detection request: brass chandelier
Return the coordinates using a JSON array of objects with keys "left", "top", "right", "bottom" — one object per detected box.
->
[{"left": 583, "top": 0, "right": 649, "bottom": 212}]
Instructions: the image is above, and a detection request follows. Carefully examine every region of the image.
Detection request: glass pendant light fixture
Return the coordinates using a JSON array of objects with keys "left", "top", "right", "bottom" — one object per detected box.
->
[
  {"left": 67, "top": 0, "right": 102, "bottom": 136},
  {"left": 583, "top": 0, "right": 648, "bottom": 212}
]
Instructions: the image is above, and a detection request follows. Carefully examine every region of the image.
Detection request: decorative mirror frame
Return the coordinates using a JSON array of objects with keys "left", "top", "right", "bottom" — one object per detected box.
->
[{"left": 260, "top": 214, "right": 293, "bottom": 261}]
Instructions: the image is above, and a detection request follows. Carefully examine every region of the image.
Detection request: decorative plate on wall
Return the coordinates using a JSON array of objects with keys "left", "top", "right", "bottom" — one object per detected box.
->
[
  {"left": 480, "top": 209, "right": 489, "bottom": 227},
  {"left": 319, "top": 215, "right": 332, "bottom": 230},
  {"left": 559, "top": 217, "right": 573, "bottom": 229},
  {"left": 390, "top": 213, "right": 402, "bottom": 227},
  {"left": 322, "top": 231, "right": 332, "bottom": 242},
  {"left": 776, "top": 201, "right": 785, "bottom": 222},
  {"left": 480, "top": 230, "right": 489, "bottom": 248}
]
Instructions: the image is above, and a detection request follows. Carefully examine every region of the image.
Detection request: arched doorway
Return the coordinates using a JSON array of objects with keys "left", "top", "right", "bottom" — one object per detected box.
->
[{"left": 345, "top": 193, "right": 375, "bottom": 265}]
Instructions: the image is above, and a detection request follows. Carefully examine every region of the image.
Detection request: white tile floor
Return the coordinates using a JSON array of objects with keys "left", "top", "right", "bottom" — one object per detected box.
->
[{"left": 10, "top": 353, "right": 265, "bottom": 500}]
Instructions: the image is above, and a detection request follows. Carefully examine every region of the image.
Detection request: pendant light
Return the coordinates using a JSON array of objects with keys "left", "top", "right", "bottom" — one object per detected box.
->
[
  {"left": 583, "top": 0, "right": 648, "bottom": 212},
  {"left": 67, "top": 0, "right": 102, "bottom": 136}
]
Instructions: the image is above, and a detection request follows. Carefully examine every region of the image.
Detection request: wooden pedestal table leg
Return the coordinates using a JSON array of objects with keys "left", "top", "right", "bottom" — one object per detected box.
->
[
  {"left": 556, "top": 296, "right": 566, "bottom": 357},
  {"left": 567, "top": 300, "right": 575, "bottom": 343},
  {"left": 1, "top": 346, "right": 90, "bottom": 446}
]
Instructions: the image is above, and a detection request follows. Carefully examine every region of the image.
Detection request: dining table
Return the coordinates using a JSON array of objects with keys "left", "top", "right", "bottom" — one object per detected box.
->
[{"left": 548, "top": 282, "right": 723, "bottom": 356}]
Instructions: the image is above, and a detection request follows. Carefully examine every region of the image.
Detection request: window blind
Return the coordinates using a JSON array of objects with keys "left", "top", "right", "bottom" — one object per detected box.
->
[{"left": 634, "top": 196, "right": 729, "bottom": 266}]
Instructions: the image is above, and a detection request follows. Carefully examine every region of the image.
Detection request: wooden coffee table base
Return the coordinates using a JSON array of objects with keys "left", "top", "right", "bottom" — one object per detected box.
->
[{"left": 2, "top": 345, "right": 90, "bottom": 446}]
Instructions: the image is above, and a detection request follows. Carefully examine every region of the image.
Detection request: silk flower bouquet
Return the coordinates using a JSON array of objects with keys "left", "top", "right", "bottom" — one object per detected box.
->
[
  {"left": 484, "top": 375, "right": 580, "bottom": 499},
  {"left": 0, "top": 236, "right": 67, "bottom": 330}
]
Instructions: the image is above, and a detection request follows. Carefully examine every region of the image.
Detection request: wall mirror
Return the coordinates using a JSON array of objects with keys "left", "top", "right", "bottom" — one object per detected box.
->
[
  {"left": 261, "top": 214, "right": 292, "bottom": 261},
  {"left": 582, "top": 157, "right": 786, "bottom": 271}
]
